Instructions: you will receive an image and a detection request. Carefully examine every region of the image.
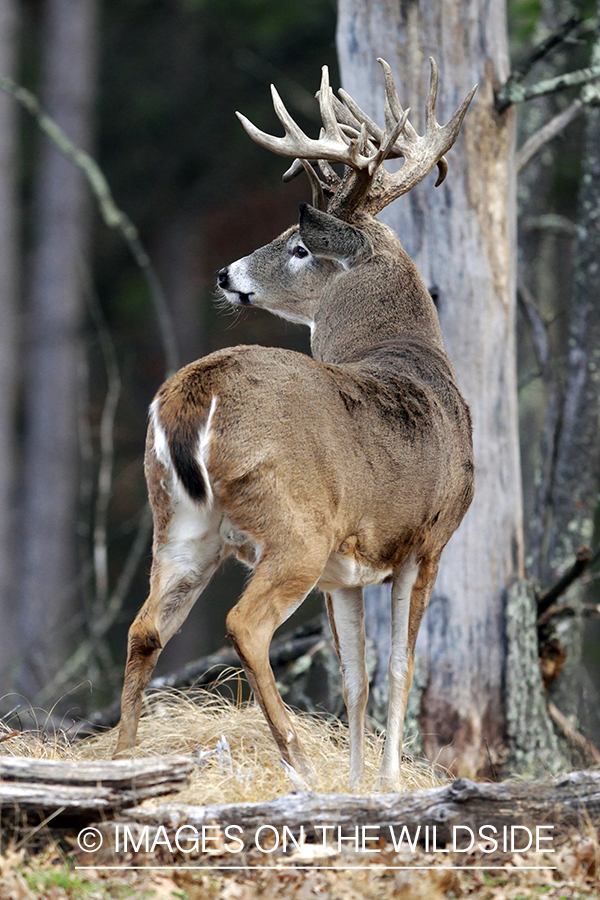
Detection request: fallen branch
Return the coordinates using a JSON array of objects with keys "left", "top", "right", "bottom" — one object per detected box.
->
[
  {"left": 81, "top": 618, "right": 326, "bottom": 733},
  {"left": 0, "top": 755, "right": 193, "bottom": 817},
  {"left": 547, "top": 702, "right": 600, "bottom": 767},
  {"left": 116, "top": 769, "right": 600, "bottom": 846},
  {"left": 537, "top": 546, "right": 596, "bottom": 619}
]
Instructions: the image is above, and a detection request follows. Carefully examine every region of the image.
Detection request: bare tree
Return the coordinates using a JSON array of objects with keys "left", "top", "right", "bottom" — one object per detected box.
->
[
  {"left": 536, "top": 10, "right": 600, "bottom": 729},
  {"left": 0, "top": 0, "right": 21, "bottom": 691},
  {"left": 16, "top": 0, "right": 99, "bottom": 698},
  {"left": 336, "top": 0, "right": 526, "bottom": 775}
]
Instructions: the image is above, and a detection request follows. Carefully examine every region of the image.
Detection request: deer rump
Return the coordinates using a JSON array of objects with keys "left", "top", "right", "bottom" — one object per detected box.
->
[{"left": 152, "top": 340, "right": 473, "bottom": 588}]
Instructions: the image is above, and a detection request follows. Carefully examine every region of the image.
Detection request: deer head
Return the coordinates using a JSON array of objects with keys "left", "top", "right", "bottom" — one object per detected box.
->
[
  {"left": 114, "top": 59, "right": 476, "bottom": 793},
  {"left": 219, "top": 59, "right": 475, "bottom": 364}
]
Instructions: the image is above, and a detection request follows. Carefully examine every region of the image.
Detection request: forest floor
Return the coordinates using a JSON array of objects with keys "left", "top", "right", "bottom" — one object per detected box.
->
[
  {"left": 1, "top": 834, "right": 599, "bottom": 900},
  {"left": 1, "top": 686, "right": 599, "bottom": 899}
]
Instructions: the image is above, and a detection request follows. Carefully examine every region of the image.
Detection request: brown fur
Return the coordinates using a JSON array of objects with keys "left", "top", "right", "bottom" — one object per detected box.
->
[{"left": 114, "top": 206, "right": 473, "bottom": 791}]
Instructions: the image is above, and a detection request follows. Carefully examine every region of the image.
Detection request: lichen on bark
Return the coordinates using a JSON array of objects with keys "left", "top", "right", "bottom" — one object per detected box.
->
[{"left": 504, "top": 579, "right": 571, "bottom": 775}]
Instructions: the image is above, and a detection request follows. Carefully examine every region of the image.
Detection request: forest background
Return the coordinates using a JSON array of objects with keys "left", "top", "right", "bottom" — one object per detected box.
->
[{"left": 1, "top": 0, "right": 600, "bottom": 768}]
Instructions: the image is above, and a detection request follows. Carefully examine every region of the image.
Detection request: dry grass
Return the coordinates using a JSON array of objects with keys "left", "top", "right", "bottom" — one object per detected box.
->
[{"left": 1, "top": 680, "right": 446, "bottom": 804}]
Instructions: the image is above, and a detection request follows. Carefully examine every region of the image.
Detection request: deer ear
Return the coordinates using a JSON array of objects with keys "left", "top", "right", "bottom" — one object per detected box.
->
[{"left": 298, "top": 203, "right": 366, "bottom": 264}]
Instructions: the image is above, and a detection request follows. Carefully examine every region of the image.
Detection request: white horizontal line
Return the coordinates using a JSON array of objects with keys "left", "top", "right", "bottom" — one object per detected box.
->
[{"left": 76, "top": 865, "right": 557, "bottom": 871}]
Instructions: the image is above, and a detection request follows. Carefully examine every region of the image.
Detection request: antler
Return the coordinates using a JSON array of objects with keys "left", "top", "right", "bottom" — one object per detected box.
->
[{"left": 236, "top": 58, "right": 477, "bottom": 221}]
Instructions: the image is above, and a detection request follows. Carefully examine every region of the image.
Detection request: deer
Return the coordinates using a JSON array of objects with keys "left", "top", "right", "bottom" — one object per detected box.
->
[{"left": 113, "top": 58, "right": 476, "bottom": 792}]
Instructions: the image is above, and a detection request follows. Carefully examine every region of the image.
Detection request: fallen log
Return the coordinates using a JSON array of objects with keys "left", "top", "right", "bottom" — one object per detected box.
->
[
  {"left": 0, "top": 755, "right": 193, "bottom": 817},
  {"left": 116, "top": 769, "right": 600, "bottom": 847}
]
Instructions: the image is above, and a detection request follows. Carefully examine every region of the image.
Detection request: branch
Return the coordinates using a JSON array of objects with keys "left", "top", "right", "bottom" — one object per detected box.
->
[
  {"left": 547, "top": 701, "right": 600, "bottom": 766},
  {"left": 0, "top": 76, "right": 179, "bottom": 376},
  {"left": 517, "top": 278, "right": 552, "bottom": 372},
  {"left": 0, "top": 756, "right": 193, "bottom": 817},
  {"left": 538, "top": 601, "right": 600, "bottom": 626},
  {"left": 496, "top": 14, "right": 583, "bottom": 112},
  {"left": 517, "top": 279, "right": 564, "bottom": 581},
  {"left": 516, "top": 99, "right": 585, "bottom": 172},
  {"left": 537, "top": 546, "right": 596, "bottom": 619},
  {"left": 85, "top": 285, "right": 122, "bottom": 616},
  {"left": 497, "top": 63, "right": 600, "bottom": 111},
  {"left": 35, "top": 505, "right": 153, "bottom": 706}
]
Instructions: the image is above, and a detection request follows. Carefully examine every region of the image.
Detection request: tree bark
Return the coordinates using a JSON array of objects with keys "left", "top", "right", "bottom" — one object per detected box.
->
[
  {"left": 0, "top": 0, "right": 21, "bottom": 693},
  {"left": 540, "top": 10, "right": 600, "bottom": 726},
  {"left": 517, "top": 0, "right": 579, "bottom": 572},
  {"left": 337, "top": 0, "right": 525, "bottom": 775},
  {"left": 17, "top": 0, "right": 99, "bottom": 698}
]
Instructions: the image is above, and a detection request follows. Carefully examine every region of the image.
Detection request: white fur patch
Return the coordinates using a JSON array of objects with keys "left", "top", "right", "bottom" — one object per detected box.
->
[
  {"left": 150, "top": 398, "right": 171, "bottom": 468},
  {"left": 196, "top": 395, "right": 217, "bottom": 506},
  {"left": 318, "top": 553, "right": 392, "bottom": 591},
  {"left": 225, "top": 257, "right": 258, "bottom": 296},
  {"left": 261, "top": 304, "right": 314, "bottom": 328},
  {"left": 151, "top": 394, "right": 218, "bottom": 507}
]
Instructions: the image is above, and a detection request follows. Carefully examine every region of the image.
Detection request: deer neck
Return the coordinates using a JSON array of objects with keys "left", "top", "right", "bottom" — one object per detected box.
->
[{"left": 310, "top": 246, "right": 445, "bottom": 366}]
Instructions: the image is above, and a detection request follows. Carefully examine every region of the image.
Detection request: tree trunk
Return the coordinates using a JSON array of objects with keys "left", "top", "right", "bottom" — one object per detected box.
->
[
  {"left": 517, "top": 0, "right": 580, "bottom": 576},
  {"left": 17, "top": 0, "right": 99, "bottom": 698},
  {"left": 337, "top": 0, "right": 526, "bottom": 775},
  {"left": 0, "top": 0, "right": 21, "bottom": 692},
  {"left": 540, "top": 11, "right": 600, "bottom": 728}
]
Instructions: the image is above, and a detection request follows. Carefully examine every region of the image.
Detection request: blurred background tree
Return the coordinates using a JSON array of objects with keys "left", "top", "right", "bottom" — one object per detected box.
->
[
  {"left": 0, "top": 0, "right": 339, "bottom": 715},
  {"left": 1, "top": 0, "right": 599, "bottom": 773}
]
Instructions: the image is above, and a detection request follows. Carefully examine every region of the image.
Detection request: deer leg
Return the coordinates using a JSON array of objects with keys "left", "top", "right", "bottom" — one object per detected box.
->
[
  {"left": 226, "top": 552, "right": 327, "bottom": 788},
  {"left": 326, "top": 587, "right": 368, "bottom": 791},
  {"left": 113, "top": 540, "right": 222, "bottom": 758},
  {"left": 374, "top": 553, "right": 440, "bottom": 791}
]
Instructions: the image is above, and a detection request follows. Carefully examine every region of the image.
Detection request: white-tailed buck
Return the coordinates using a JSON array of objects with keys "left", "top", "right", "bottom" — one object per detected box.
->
[{"left": 114, "top": 58, "right": 476, "bottom": 790}]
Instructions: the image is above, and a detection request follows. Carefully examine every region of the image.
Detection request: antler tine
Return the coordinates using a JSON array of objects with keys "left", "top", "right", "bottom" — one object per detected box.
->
[
  {"left": 281, "top": 158, "right": 305, "bottom": 182},
  {"left": 235, "top": 85, "right": 311, "bottom": 158},
  {"left": 377, "top": 57, "right": 415, "bottom": 142},
  {"left": 377, "top": 57, "right": 417, "bottom": 139},
  {"left": 317, "top": 159, "right": 342, "bottom": 185},
  {"left": 367, "top": 110, "right": 410, "bottom": 176},
  {"left": 445, "top": 81, "right": 478, "bottom": 141},
  {"left": 270, "top": 84, "right": 312, "bottom": 145},
  {"left": 425, "top": 57, "right": 439, "bottom": 130},
  {"left": 337, "top": 88, "right": 385, "bottom": 146},
  {"left": 301, "top": 159, "right": 327, "bottom": 211},
  {"left": 316, "top": 66, "right": 348, "bottom": 147},
  {"left": 282, "top": 149, "right": 342, "bottom": 191}
]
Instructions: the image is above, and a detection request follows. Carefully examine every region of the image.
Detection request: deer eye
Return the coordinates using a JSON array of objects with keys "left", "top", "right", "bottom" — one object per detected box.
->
[{"left": 292, "top": 245, "right": 309, "bottom": 259}]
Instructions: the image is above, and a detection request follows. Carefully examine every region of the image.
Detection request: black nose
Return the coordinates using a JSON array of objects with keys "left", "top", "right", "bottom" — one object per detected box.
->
[{"left": 217, "top": 267, "right": 229, "bottom": 289}]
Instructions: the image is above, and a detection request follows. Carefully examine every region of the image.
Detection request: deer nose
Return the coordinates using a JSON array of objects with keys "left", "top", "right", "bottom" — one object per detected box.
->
[{"left": 217, "top": 267, "right": 229, "bottom": 289}]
